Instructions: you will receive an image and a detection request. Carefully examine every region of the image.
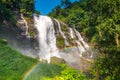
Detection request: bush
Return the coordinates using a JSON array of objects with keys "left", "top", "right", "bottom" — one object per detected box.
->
[
  {"left": 0, "top": 39, "right": 8, "bottom": 45},
  {"left": 55, "top": 67, "right": 88, "bottom": 80}
]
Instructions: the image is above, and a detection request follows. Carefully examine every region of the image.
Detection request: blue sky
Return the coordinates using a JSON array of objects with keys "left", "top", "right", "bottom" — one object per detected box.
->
[{"left": 35, "top": 0, "right": 76, "bottom": 15}]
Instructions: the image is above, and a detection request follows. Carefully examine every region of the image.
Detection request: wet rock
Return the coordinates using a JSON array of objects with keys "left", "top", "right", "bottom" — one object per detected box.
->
[{"left": 50, "top": 57, "right": 66, "bottom": 64}]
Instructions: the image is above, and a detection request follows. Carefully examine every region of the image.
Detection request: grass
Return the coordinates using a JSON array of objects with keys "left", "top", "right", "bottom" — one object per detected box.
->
[
  {"left": 56, "top": 36, "right": 65, "bottom": 48},
  {"left": 0, "top": 39, "right": 88, "bottom": 80},
  {"left": 0, "top": 39, "right": 38, "bottom": 80},
  {"left": 23, "top": 63, "right": 88, "bottom": 80},
  {"left": 24, "top": 63, "right": 65, "bottom": 80}
]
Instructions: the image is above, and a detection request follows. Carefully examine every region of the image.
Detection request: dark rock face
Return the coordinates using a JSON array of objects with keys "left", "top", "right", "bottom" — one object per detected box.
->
[
  {"left": 17, "top": 14, "right": 29, "bottom": 37},
  {"left": 50, "top": 57, "right": 66, "bottom": 64},
  {"left": 0, "top": 14, "right": 38, "bottom": 58}
]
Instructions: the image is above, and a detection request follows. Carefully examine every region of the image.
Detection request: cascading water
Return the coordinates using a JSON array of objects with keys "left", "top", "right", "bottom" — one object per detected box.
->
[
  {"left": 73, "top": 29, "right": 90, "bottom": 57},
  {"left": 34, "top": 14, "right": 93, "bottom": 64},
  {"left": 74, "top": 29, "right": 89, "bottom": 49},
  {"left": 34, "top": 15, "right": 60, "bottom": 63},
  {"left": 54, "top": 19, "right": 69, "bottom": 46},
  {"left": 69, "top": 28, "right": 75, "bottom": 39}
]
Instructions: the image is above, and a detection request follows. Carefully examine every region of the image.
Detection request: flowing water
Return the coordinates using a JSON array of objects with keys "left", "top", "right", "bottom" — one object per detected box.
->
[
  {"left": 69, "top": 28, "right": 75, "bottom": 39},
  {"left": 34, "top": 15, "right": 60, "bottom": 63},
  {"left": 0, "top": 14, "right": 93, "bottom": 79},
  {"left": 34, "top": 15, "right": 93, "bottom": 64},
  {"left": 54, "top": 19, "right": 69, "bottom": 46}
]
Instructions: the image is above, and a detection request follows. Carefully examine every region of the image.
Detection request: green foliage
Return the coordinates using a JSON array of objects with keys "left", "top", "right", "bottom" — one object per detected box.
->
[
  {"left": 1, "top": 0, "right": 20, "bottom": 10},
  {"left": 49, "top": 0, "right": 120, "bottom": 79},
  {"left": 20, "top": 0, "right": 34, "bottom": 16},
  {"left": 34, "top": 10, "right": 41, "bottom": 15},
  {"left": 0, "top": 0, "right": 120, "bottom": 79},
  {"left": 0, "top": 39, "right": 88, "bottom": 80},
  {"left": 0, "top": 40, "right": 37, "bottom": 80},
  {"left": 0, "top": 39, "right": 8, "bottom": 45},
  {"left": 0, "top": 0, "right": 34, "bottom": 24},
  {"left": 0, "top": 2, "right": 16, "bottom": 24},
  {"left": 49, "top": 0, "right": 120, "bottom": 46},
  {"left": 24, "top": 63, "right": 88, "bottom": 80},
  {"left": 56, "top": 36, "right": 65, "bottom": 48},
  {"left": 61, "top": 0, "right": 71, "bottom": 8},
  {"left": 91, "top": 47, "right": 120, "bottom": 80},
  {"left": 56, "top": 67, "right": 88, "bottom": 80},
  {"left": 24, "top": 63, "right": 64, "bottom": 80}
]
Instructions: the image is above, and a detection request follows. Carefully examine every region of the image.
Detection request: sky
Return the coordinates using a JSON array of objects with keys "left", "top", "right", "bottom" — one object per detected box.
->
[{"left": 35, "top": 0, "right": 76, "bottom": 15}]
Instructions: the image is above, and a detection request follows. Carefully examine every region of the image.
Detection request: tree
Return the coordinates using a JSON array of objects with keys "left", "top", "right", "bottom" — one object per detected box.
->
[
  {"left": 20, "top": 0, "right": 34, "bottom": 16},
  {"left": 0, "top": 0, "right": 34, "bottom": 23},
  {"left": 61, "top": 0, "right": 71, "bottom": 8},
  {"left": 49, "top": 0, "right": 120, "bottom": 79}
]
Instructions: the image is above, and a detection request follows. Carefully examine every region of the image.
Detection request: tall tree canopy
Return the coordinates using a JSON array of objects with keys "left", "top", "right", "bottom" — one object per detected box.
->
[
  {"left": 49, "top": 0, "right": 120, "bottom": 79},
  {"left": 49, "top": 0, "right": 120, "bottom": 47},
  {"left": 0, "top": 0, "right": 34, "bottom": 23},
  {"left": 61, "top": 0, "right": 71, "bottom": 8}
]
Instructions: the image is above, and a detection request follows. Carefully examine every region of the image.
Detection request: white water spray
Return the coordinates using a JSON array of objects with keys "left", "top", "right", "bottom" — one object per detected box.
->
[
  {"left": 34, "top": 15, "right": 60, "bottom": 63},
  {"left": 54, "top": 19, "right": 69, "bottom": 46},
  {"left": 34, "top": 14, "right": 93, "bottom": 64},
  {"left": 69, "top": 28, "right": 75, "bottom": 39},
  {"left": 74, "top": 29, "right": 89, "bottom": 49}
]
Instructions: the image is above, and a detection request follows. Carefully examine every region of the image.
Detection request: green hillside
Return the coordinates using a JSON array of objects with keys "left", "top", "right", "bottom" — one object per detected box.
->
[
  {"left": 0, "top": 40, "right": 88, "bottom": 80},
  {"left": 0, "top": 39, "right": 38, "bottom": 80}
]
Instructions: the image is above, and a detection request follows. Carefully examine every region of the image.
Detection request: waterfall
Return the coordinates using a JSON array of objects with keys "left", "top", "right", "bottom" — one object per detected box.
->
[
  {"left": 69, "top": 28, "right": 75, "bottom": 39},
  {"left": 54, "top": 19, "right": 69, "bottom": 46},
  {"left": 34, "top": 15, "right": 60, "bottom": 63},
  {"left": 34, "top": 14, "right": 93, "bottom": 63},
  {"left": 74, "top": 29, "right": 89, "bottom": 49},
  {"left": 73, "top": 29, "right": 90, "bottom": 57}
]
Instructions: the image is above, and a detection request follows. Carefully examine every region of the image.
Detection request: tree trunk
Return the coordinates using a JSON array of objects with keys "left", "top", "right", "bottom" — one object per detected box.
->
[{"left": 115, "top": 34, "right": 119, "bottom": 46}]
